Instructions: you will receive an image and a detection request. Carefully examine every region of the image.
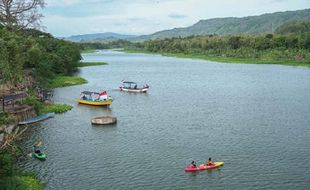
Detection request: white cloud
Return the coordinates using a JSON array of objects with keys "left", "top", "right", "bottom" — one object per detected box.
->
[{"left": 42, "top": 0, "right": 310, "bottom": 36}]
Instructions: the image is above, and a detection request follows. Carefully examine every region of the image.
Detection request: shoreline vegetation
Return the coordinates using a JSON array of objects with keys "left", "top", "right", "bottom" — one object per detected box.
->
[
  {"left": 0, "top": 27, "right": 90, "bottom": 189},
  {"left": 0, "top": 150, "right": 44, "bottom": 190},
  {"left": 81, "top": 49, "right": 97, "bottom": 53},
  {"left": 50, "top": 76, "right": 88, "bottom": 88},
  {"left": 122, "top": 49, "right": 310, "bottom": 68},
  {"left": 78, "top": 62, "right": 108, "bottom": 67}
]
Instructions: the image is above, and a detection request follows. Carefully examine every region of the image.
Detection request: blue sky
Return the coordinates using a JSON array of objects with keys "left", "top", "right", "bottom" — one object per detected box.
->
[{"left": 43, "top": 0, "right": 310, "bottom": 37}]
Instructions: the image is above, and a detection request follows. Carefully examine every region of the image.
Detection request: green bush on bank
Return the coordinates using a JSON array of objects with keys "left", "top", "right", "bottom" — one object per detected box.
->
[
  {"left": 50, "top": 76, "right": 88, "bottom": 88},
  {"left": 0, "top": 150, "right": 44, "bottom": 190},
  {"left": 0, "top": 113, "right": 16, "bottom": 126},
  {"left": 39, "top": 104, "right": 73, "bottom": 114},
  {"left": 20, "top": 96, "right": 72, "bottom": 115},
  {"left": 78, "top": 62, "right": 108, "bottom": 67}
]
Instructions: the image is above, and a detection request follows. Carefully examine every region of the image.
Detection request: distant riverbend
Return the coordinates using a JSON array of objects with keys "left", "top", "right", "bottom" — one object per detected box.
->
[{"left": 19, "top": 50, "right": 310, "bottom": 190}]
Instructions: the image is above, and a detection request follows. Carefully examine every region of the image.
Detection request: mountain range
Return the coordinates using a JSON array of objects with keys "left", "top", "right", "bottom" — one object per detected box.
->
[
  {"left": 66, "top": 32, "right": 136, "bottom": 42},
  {"left": 66, "top": 8, "right": 310, "bottom": 42}
]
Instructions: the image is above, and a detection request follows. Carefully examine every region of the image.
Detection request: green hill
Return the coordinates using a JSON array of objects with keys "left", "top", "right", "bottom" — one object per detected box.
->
[
  {"left": 135, "top": 9, "right": 310, "bottom": 41},
  {"left": 275, "top": 20, "right": 310, "bottom": 34}
]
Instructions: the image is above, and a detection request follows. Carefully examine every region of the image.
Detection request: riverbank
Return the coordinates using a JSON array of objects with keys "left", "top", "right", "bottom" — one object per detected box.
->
[
  {"left": 123, "top": 49, "right": 310, "bottom": 68},
  {"left": 78, "top": 62, "right": 108, "bottom": 67},
  {"left": 0, "top": 74, "right": 83, "bottom": 189},
  {"left": 0, "top": 150, "right": 44, "bottom": 190},
  {"left": 81, "top": 49, "right": 97, "bottom": 53}
]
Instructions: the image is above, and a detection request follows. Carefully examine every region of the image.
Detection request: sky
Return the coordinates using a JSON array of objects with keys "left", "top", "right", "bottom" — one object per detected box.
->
[{"left": 42, "top": 0, "right": 310, "bottom": 37}]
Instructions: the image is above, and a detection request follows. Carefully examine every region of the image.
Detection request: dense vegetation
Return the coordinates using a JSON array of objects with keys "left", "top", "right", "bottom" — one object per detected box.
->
[
  {"left": 20, "top": 96, "right": 73, "bottom": 114},
  {"left": 78, "top": 62, "right": 108, "bottom": 67},
  {"left": 124, "top": 32, "right": 310, "bottom": 66},
  {"left": 0, "top": 149, "right": 44, "bottom": 190},
  {"left": 0, "top": 113, "right": 15, "bottom": 126},
  {"left": 0, "top": 28, "right": 81, "bottom": 88},
  {"left": 79, "top": 39, "right": 134, "bottom": 50},
  {"left": 275, "top": 21, "right": 310, "bottom": 34}
]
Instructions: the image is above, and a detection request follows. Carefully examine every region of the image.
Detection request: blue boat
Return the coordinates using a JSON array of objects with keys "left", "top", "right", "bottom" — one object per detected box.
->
[{"left": 18, "top": 112, "right": 55, "bottom": 125}]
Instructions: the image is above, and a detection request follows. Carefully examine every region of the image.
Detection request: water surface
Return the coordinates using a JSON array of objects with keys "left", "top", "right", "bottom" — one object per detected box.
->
[{"left": 19, "top": 50, "right": 310, "bottom": 190}]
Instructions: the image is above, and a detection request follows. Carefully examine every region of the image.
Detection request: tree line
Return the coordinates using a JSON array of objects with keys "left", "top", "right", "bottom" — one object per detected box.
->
[{"left": 0, "top": 27, "right": 81, "bottom": 87}]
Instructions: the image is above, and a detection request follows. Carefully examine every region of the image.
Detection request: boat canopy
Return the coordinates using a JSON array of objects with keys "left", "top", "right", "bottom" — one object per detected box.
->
[
  {"left": 81, "top": 91, "right": 99, "bottom": 95},
  {"left": 122, "top": 81, "right": 137, "bottom": 85}
]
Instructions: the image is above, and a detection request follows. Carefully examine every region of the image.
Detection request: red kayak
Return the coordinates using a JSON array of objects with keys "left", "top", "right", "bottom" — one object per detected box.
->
[{"left": 184, "top": 162, "right": 224, "bottom": 172}]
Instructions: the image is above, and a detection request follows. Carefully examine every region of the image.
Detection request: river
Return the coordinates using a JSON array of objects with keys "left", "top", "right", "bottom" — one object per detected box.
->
[{"left": 19, "top": 50, "right": 310, "bottom": 190}]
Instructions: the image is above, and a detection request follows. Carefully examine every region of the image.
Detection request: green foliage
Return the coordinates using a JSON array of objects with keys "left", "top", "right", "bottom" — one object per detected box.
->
[
  {"left": 20, "top": 95, "right": 73, "bottom": 114},
  {"left": 0, "top": 113, "right": 16, "bottom": 126},
  {"left": 0, "top": 150, "right": 44, "bottom": 190},
  {"left": 0, "top": 27, "right": 82, "bottom": 87},
  {"left": 275, "top": 20, "right": 310, "bottom": 34},
  {"left": 79, "top": 39, "right": 135, "bottom": 50},
  {"left": 81, "top": 49, "right": 97, "bottom": 53},
  {"left": 39, "top": 104, "right": 73, "bottom": 114},
  {"left": 127, "top": 32, "right": 310, "bottom": 67},
  {"left": 78, "top": 62, "right": 108, "bottom": 67},
  {"left": 0, "top": 29, "right": 28, "bottom": 84},
  {"left": 20, "top": 96, "right": 43, "bottom": 114},
  {"left": 50, "top": 76, "right": 87, "bottom": 88}
]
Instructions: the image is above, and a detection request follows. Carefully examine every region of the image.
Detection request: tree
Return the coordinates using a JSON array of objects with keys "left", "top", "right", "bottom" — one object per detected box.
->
[{"left": 0, "top": 0, "right": 45, "bottom": 29}]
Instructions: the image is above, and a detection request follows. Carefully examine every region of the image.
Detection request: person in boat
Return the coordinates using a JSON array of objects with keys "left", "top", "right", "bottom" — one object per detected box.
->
[
  {"left": 134, "top": 84, "right": 137, "bottom": 89},
  {"left": 190, "top": 161, "right": 197, "bottom": 168},
  {"left": 206, "top": 157, "right": 214, "bottom": 166},
  {"left": 33, "top": 145, "right": 41, "bottom": 154}
]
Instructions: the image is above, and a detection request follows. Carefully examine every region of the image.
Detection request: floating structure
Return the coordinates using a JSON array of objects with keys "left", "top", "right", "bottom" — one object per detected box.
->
[
  {"left": 91, "top": 116, "right": 117, "bottom": 125},
  {"left": 120, "top": 81, "right": 149, "bottom": 93},
  {"left": 18, "top": 112, "right": 55, "bottom": 125},
  {"left": 78, "top": 91, "right": 113, "bottom": 106}
]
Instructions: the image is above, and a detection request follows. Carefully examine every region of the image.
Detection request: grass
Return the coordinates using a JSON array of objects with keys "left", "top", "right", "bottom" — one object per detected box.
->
[
  {"left": 123, "top": 49, "right": 310, "bottom": 68},
  {"left": 39, "top": 104, "right": 73, "bottom": 114},
  {"left": 81, "top": 49, "right": 97, "bottom": 53},
  {"left": 50, "top": 76, "right": 88, "bottom": 88},
  {"left": 78, "top": 62, "right": 108, "bottom": 67},
  {"left": 0, "top": 150, "right": 44, "bottom": 190},
  {"left": 20, "top": 96, "right": 73, "bottom": 115},
  {"left": 0, "top": 112, "right": 16, "bottom": 126},
  {"left": 1, "top": 176, "right": 45, "bottom": 190}
]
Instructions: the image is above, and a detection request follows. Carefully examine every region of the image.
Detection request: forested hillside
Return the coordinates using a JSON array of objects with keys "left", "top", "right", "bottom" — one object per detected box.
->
[{"left": 135, "top": 9, "right": 310, "bottom": 41}]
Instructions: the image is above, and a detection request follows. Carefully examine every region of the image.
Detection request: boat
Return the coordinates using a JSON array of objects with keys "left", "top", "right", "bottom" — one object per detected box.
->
[
  {"left": 78, "top": 91, "right": 113, "bottom": 106},
  {"left": 120, "top": 81, "right": 149, "bottom": 93},
  {"left": 33, "top": 152, "right": 46, "bottom": 160},
  {"left": 91, "top": 116, "right": 117, "bottom": 125},
  {"left": 18, "top": 112, "right": 55, "bottom": 125},
  {"left": 184, "top": 162, "right": 224, "bottom": 172}
]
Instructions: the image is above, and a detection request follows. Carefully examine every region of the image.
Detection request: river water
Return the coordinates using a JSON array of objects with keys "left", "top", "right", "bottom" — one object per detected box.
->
[{"left": 19, "top": 50, "right": 310, "bottom": 190}]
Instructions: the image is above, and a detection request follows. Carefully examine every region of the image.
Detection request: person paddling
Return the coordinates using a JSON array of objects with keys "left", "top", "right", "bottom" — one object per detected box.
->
[
  {"left": 206, "top": 157, "right": 214, "bottom": 166},
  {"left": 33, "top": 141, "right": 42, "bottom": 154},
  {"left": 33, "top": 145, "right": 41, "bottom": 154},
  {"left": 190, "top": 161, "right": 197, "bottom": 168}
]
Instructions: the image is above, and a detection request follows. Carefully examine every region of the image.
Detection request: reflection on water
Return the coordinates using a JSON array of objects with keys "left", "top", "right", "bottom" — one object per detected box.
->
[{"left": 19, "top": 50, "right": 310, "bottom": 190}]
